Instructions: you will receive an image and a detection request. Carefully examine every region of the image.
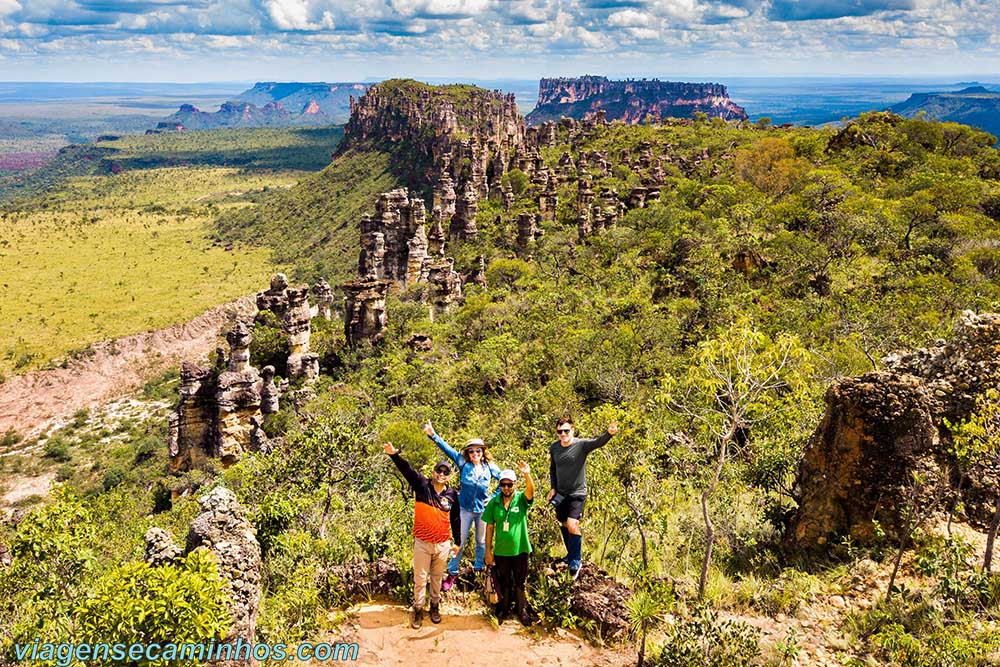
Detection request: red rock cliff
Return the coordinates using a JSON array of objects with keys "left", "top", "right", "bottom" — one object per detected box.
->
[{"left": 527, "top": 75, "right": 748, "bottom": 126}]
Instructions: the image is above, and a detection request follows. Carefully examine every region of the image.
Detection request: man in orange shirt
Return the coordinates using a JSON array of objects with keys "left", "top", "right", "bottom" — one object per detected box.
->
[{"left": 384, "top": 442, "right": 460, "bottom": 628}]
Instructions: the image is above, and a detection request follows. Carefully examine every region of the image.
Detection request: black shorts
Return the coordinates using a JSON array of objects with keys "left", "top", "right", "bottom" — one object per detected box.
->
[{"left": 555, "top": 494, "right": 586, "bottom": 523}]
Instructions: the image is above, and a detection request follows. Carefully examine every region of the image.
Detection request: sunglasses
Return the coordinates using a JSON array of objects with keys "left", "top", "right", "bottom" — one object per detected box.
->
[
  {"left": 499, "top": 482, "right": 514, "bottom": 488},
  {"left": 557, "top": 428, "right": 571, "bottom": 434},
  {"left": 467, "top": 448, "right": 483, "bottom": 454},
  {"left": 434, "top": 468, "right": 451, "bottom": 475}
]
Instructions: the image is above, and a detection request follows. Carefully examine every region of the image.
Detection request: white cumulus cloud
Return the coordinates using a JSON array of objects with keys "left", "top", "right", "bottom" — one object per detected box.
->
[
  {"left": 0, "top": 0, "right": 21, "bottom": 17},
  {"left": 264, "top": 0, "right": 325, "bottom": 30},
  {"left": 608, "top": 9, "right": 654, "bottom": 27},
  {"left": 390, "top": 0, "right": 492, "bottom": 18}
]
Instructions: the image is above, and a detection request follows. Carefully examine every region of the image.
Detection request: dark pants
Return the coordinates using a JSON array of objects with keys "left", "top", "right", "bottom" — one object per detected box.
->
[{"left": 493, "top": 553, "right": 529, "bottom": 617}]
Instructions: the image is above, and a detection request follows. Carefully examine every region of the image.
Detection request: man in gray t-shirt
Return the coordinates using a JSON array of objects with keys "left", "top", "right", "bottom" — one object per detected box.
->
[{"left": 546, "top": 416, "right": 617, "bottom": 578}]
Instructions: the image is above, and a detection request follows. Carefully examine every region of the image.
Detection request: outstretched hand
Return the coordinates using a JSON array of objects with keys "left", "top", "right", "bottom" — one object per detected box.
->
[
  {"left": 382, "top": 442, "right": 399, "bottom": 456},
  {"left": 517, "top": 460, "right": 531, "bottom": 476},
  {"left": 607, "top": 422, "right": 618, "bottom": 436},
  {"left": 423, "top": 420, "right": 435, "bottom": 436}
]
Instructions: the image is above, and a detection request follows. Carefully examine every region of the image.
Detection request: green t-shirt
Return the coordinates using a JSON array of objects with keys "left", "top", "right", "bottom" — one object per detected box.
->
[{"left": 483, "top": 490, "right": 533, "bottom": 557}]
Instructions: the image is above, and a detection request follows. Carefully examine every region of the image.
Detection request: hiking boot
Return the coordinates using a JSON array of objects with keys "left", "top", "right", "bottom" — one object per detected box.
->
[
  {"left": 495, "top": 605, "right": 508, "bottom": 624},
  {"left": 570, "top": 566, "right": 581, "bottom": 581},
  {"left": 442, "top": 574, "right": 457, "bottom": 591},
  {"left": 411, "top": 608, "right": 423, "bottom": 629},
  {"left": 429, "top": 603, "right": 442, "bottom": 624},
  {"left": 518, "top": 612, "right": 532, "bottom": 627}
]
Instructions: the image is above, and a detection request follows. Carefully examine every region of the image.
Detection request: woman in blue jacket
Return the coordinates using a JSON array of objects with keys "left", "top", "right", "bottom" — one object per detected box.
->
[{"left": 424, "top": 420, "right": 502, "bottom": 590}]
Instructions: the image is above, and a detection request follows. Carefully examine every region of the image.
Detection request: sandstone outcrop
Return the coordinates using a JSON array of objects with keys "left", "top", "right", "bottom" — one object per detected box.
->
[
  {"left": 343, "top": 79, "right": 524, "bottom": 199},
  {"left": 187, "top": 487, "right": 262, "bottom": 667},
  {"left": 526, "top": 76, "right": 748, "bottom": 126},
  {"left": 144, "top": 490, "right": 262, "bottom": 665},
  {"left": 143, "top": 527, "right": 182, "bottom": 567},
  {"left": 342, "top": 278, "right": 391, "bottom": 347},
  {"left": 787, "top": 311, "right": 1000, "bottom": 548},
  {"left": 427, "top": 258, "right": 463, "bottom": 317},
  {"left": 255, "top": 273, "right": 289, "bottom": 320},
  {"left": 311, "top": 279, "right": 334, "bottom": 320},
  {"left": 168, "top": 321, "right": 268, "bottom": 471},
  {"left": 283, "top": 286, "right": 319, "bottom": 382}
]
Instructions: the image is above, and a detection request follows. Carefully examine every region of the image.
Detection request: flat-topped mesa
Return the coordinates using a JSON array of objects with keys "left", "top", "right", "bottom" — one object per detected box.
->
[
  {"left": 526, "top": 75, "right": 748, "bottom": 126},
  {"left": 343, "top": 79, "right": 525, "bottom": 194}
]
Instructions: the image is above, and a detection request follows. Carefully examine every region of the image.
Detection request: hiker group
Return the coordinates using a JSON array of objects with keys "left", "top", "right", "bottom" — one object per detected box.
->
[{"left": 382, "top": 416, "right": 618, "bottom": 629}]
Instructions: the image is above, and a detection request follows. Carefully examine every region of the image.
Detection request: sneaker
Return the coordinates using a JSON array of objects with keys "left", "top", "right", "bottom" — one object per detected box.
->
[
  {"left": 518, "top": 612, "right": 532, "bottom": 627},
  {"left": 429, "top": 603, "right": 442, "bottom": 624},
  {"left": 411, "top": 608, "right": 423, "bottom": 629},
  {"left": 570, "top": 567, "right": 581, "bottom": 581},
  {"left": 442, "top": 574, "right": 457, "bottom": 591}
]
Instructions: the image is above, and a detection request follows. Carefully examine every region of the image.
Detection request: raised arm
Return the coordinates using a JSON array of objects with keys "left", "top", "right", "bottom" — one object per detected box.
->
[
  {"left": 384, "top": 442, "right": 425, "bottom": 492},
  {"left": 425, "top": 420, "right": 462, "bottom": 467},
  {"left": 581, "top": 423, "right": 618, "bottom": 454},
  {"left": 519, "top": 461, "right": 534, "bottom": 502}
]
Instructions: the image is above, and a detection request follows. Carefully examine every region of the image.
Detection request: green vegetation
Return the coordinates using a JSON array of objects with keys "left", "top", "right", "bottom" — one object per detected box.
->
[
  {"left": 4, "top": 110, "right": 1000, "bottom": 664},
  {"left": 0, "top": 125, "right": 353, "bottom": 374},
  {"left": 215, "top": 144, "right": 400, "bottom": 284},
  {"left": 0, "top": 189, "right": 274, "bottom": 374},
  {"left": 97, "top": 126, "right": 343, "bottom": 172}
]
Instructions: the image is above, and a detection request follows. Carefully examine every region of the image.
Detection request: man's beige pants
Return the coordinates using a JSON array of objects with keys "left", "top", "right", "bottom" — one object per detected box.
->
[{"left": 413, "top": 537, "right": 451, "bottom": 609}]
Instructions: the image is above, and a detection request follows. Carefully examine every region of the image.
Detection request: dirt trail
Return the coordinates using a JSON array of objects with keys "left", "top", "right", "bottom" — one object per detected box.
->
[
  {"left": 325, "top": 603, "right": 627, "bottom": 667},
  {"left": 0, "top": 296, "right": 257, "bottom": 438}
]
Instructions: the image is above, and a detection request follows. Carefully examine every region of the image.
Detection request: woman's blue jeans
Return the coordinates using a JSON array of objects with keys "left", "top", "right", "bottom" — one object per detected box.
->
[{"left": 449, "top": 507, "right": 486, "bottom": 575}]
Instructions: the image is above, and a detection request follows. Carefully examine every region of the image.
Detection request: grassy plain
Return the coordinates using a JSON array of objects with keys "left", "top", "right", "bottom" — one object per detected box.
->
[{"left": 0, "top": 125, "right": 344, "bottom": 375}]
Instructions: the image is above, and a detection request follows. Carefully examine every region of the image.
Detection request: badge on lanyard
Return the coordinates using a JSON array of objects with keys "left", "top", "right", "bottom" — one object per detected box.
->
[{"left": 503, "top": 521, "right": 510, "bottom": 532}]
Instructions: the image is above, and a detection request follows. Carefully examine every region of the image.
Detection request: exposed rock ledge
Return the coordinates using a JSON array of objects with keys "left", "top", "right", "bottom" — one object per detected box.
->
[{"left": 0, "top": 297, "right": 257, "bottom": 438}]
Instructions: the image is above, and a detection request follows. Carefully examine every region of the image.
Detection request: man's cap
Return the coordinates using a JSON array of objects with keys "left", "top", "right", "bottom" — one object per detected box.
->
[
  {"left": 499, "top": 469, "right": 517, "bottom": 482},
  {"left": 434, "top": 460, "right": 453, "bottom": 473},
  {"left": 462, "top": 438, "right": 486, "bottom": 451}
]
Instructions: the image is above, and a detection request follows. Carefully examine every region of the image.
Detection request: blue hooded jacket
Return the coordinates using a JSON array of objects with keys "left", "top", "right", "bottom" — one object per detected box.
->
[{"left": 429, "top": 433, "right": 501, "bottom": 513}]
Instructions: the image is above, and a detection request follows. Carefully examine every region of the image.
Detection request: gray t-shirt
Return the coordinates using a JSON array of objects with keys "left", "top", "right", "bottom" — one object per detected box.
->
[{"left": 549, "top": 432, "right": 612, "bottom": 497}]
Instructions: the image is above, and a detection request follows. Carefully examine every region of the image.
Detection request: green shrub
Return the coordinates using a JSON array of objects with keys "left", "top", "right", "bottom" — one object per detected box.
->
[
  {"left": 1, "top": 428, "right": 23, "bottom": 448},
  {"left": 655, "top": 607, "right": 760, "bottom": 667},
  {"left": 133, "top": 435, "right": 158, "bottom": 464},
  {"left": 75, "top": 550, "right": 231, "bottom": 666},
  {"left": 55, "top": 464, "right": 74, "bottom": 482},
  {"left": 101, "top": 467, "right": 127, "bottom": 492},
  {"left": 42, "top": 436, "right": 72, "bottom": 462}
]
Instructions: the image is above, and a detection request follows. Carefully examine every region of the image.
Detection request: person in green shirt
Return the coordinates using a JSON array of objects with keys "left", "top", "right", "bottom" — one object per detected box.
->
[{"left": 484, "top": 460, "right": 534, "bottom": 625}]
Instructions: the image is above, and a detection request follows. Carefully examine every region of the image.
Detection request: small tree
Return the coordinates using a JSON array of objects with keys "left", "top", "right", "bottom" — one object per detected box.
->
[
  {"left": 661, "top": 319, "right": 813, "bottom": 598},
  {"left": 949, "top": 387, "right": 1000, "bottom": 571}
]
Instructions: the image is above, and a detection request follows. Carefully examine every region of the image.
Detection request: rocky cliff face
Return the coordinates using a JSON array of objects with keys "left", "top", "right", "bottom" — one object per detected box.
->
[
  {"left": 341, "top": 79, "right": 525, "bottom": 193},
  {"left": 526, "top": 76, "right": 748, "bottom": 126},
  {"left": 787, "top": 311, "right": 1000, "bottom": 549}
]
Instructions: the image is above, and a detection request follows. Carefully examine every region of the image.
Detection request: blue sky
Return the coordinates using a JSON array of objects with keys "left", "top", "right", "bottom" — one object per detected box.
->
[{"left": 0, "top": 0, "right": 998, "bottom": 81}]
